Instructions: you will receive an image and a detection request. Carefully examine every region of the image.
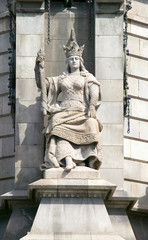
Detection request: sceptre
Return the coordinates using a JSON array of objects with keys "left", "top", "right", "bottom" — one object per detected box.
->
[{"left": 35, "top": 49, "right": 47, "bottom": 116}]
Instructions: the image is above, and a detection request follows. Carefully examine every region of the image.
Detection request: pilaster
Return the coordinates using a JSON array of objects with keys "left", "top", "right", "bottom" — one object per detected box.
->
[
  {"left": 15, "top": 0, "right": 45, "bottom": 189},
  {"left": 95, "top": 0, "right": 124, "bottom": 187}
]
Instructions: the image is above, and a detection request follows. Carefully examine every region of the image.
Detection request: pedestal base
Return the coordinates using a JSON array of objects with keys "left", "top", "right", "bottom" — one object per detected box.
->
[
  {"left": 1, "top": 167, "right": 137, "bottom": 240},
  {"left": 20, "top": 197, "right": 126, "bottom": 240}
]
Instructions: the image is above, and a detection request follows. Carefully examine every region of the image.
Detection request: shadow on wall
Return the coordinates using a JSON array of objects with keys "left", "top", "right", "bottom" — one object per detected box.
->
[
  {"left": 127, "top": 189, "right": 148, "bottom": 240},
  {"left": 136, "top": 0, "right": 148, "bottom": 4},
  {"left": 15, "top": 97, "right": 44, "bottom": 190},
  {"left": 138, "top": 186, "right": 148, "bottom": 210}
]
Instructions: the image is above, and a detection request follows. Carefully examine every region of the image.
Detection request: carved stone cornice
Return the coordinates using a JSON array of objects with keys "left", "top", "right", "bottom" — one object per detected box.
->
[
  {"left": 95, "top": 0, "right": 124, "bottom": 14},
  {"left": 16, "top": 0, "right": 45, "bottom": 12},
  {"left": 96, "top": 0, "right": 124, "bottom": 2}
]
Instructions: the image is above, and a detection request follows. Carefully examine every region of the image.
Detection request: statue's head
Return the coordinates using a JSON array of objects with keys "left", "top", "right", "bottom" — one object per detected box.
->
[{"left": 63, "top": 29, "right": 86, "bottom": 73}]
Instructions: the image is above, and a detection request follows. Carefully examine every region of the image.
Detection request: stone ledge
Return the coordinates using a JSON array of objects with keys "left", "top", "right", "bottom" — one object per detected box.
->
[
  {"left": 106, "top": 190, "right": 137, "bottom": 210},
  {"left": 44, "top": 166, "right": 100, "bottom": 179},
  {"left": 1, "top": 190, "right": 29, "bottom": 209},
  {"left": 16, "top": 0, "right": 44, "bottom": 2},
  {"left": 128, "top": 13, "right": 148, "bottom": 25},
  {"left": 96, "top": 0, "right": 124, "bottom": 2},
  {"left": 28, "top": 178, "right": 116, "bottom": 201},
  {"left": 20, "top": 233, "right": 126, "bottom": 240}
]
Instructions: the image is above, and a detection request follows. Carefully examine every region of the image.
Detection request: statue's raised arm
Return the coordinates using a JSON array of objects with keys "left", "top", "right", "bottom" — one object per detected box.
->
[{"left": 34, "top": 49, "right": 47, "bottom": 116}]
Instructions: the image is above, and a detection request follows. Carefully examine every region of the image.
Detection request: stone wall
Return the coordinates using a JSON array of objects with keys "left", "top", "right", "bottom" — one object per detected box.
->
[
  {"left": 44, "top": 1, "right": 94, "bottom": 77},
  {"left": 0, "top": 0, "right": 15, "bottom": 198},
  {"left": 15, "top": 1, "right": 45, "bottom": 189},
  {"left": 124, "top": 0, "right": 148, "bottom": 211},
  {"left": 95, "top": 0, "right": 124, "bottom": 188}
]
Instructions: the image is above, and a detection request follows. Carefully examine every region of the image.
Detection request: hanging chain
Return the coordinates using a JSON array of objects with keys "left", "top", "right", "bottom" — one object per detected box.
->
[
  {"left": 47, "top": 0, "right": 51, "bottom": 44},
  {"left": 7, "top": 2, "right": 16, "bottom": 128},
  {"left": 88, "top": 0, "right": 93, "bottom": 41},
  {"left": 123, "top": 0, "right": 132, "bottom": 133}
]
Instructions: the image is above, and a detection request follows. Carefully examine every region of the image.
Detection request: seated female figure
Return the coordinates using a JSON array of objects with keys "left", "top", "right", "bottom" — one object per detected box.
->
[{"left": 35, "top": 29, "right": 103, "bottom": 171}]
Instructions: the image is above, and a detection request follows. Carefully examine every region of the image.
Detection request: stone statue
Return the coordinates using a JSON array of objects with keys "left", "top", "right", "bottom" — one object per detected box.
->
[{"left": 35, "top": 29, "right": 103, "bottom": 172}]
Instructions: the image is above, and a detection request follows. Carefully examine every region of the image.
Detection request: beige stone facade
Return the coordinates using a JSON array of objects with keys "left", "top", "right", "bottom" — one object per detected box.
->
[
  {"left": 0, "top": 0, "right": 15, "bottom": 197},
  {"left": 0, "top": 0, "right": 148, "bottom": 239},
  {"left": 124, "top": 0, "right": 148, "bottom": 212}
]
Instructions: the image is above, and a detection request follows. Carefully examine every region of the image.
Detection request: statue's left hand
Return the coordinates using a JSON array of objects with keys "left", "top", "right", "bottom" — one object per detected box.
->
[{"left": 88, "top": 105, "right": 96, "bottom": 118}]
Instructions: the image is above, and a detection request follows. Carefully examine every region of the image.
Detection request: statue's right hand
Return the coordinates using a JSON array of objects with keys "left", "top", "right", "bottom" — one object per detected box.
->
[{"left": 88, "top": 105, "right": 96, "bottom": 118}]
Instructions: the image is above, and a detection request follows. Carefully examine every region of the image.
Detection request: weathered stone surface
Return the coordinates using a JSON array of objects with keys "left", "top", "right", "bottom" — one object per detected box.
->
[
  {"left": 139, "top": 80, "right": 148, "bottom": 99},
  {"left": 0, "top": 179, "right": 14, "bottom": 195},
  {"left": 1, "top": 95, "right": 11, "bottom": 115},
  {"left": 97, "top": 102, "right": 123, "bottom": 124},
  {"left": 129, "top": 0, "right": 148, "bottom": 20},
  {"left": 0, "top": 157, "right": 15, "bottom": 179},
  {"left": 100, "top": 169, "right": 123, "bottom": 188},
  {"left": 0, "top": 116, "right": 14, "bottom": 136},
  {"left": 101, "top": 146, "right": 123, "bottom": 168},
  {"left": 16, "top": 57, "right": 36, "bottom": 79},
  {"left": 0, "top": 33, "right": 10, "bottom": 52},
  {"left": 16, "top": 100, "right": 42, "bottom": 123},
  {"left": 100, "top": 80, "right": 123, "bottom": 102},
  {"left": 16, "top": 35, "right": 44, "bottom": 57},
  {"left": 101, "top": 124, "right": 123, "bottom": 145},
  {"left": 16, "top": 123, "right": 43, "bottom": 146},
  {"left": 130, "top": 21, "right": 148, "bottom": 38},
  {"left": 30, "top": 198, "right": 114, "bottom": 234},
  {"left": 28, "top": 178, "right": 116, "bottom": 201},
  {"left": 129, "top": 57, "right": 148, "bottom": 79},
  {"left": 0, "top": 0, "right": 8, "bottom": 13},
  {"left": 0, "top": 54, "right": 9, "bottom": 73},
  {"left": 0, "top": 139, "right": 2, "bottom": 158},
  {"left": 48, "top": 16, "right": 89, "bottom": 40},
  {"left": 49, "top": 2, "right": 89, "bottom": 18},
  {"left": 16, "top": 13, "right": 44, "bottom": 35},
  {"left": 44, "top": 167, "right": 99, "bottom": 179},
  {"left": 0, "top": 17, "right": 9, "bottom": 33},
  {"left": 95, "top": 14, "right": 123, "bottom": 36},
  {"left": 124, "top": 181, "right": 148, "bottom": 211},
  {"left": 128, "top": 77, "right": 138, "bottom": 97},
  {"left": 139, "top": 121, "right": 148, "bottom": 140},
  {"left": 108, "top": 208, "right": 136, "bottom": 240},
  {"left": 96, "top": 58, "right": 123, "bottom": 80},
  {"left": 0, "top": 74, "right": 9, "bottom": 95},
  {"left": 128, "top": 35, "right": 139, "bottom": 56},
  {"left": 96, "top": 36, "right": 123, "bottom": 58},
  {"left": 21, "top": 233, "right": 126, "bottom": 240},
  {"left": 140, "top": 38, "right": 148, "bottom": 58},
  {"left": 15, "top": 167, "right": 42, "bottom": 190},
  {"left": 15, "top": 146, "right": 43, "bottom": 168},
  {"left": 16, "top": 79, "right": 41, "bottom": 101},
  {"left": 124, "top": 138, "right": 131, "bottom": 159},
  {"left": 124, "top": 138, "right": 148, "bottom": 162},
  {"left": 131, "top": 98, "right": 148, "bottom": 120},
  {"left": 2, "top": 206, "right": 37, "bottom": 240},
  {"left": 2, "top": 136, "right": 14, "bottom": 157},
  {"left": 124, "top": 118, "right": 139, "bottom": 139},
  {"left": 124, "top": 159, "right": 148, "bottom": 183}
]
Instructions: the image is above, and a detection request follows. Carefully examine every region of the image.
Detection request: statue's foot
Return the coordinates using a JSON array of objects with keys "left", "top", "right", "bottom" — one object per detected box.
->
[
  {"left": 49, "top": 154, "right": 60, "bottom": 168},
  {"left": 65, "top": 157, "right": 76, "bottom": 172},
  {"left": 40, "top": 163, "right": 51, "bottom": 171}
]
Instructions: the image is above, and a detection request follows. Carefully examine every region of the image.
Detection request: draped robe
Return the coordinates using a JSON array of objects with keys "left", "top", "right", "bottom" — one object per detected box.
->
[{"left": 43, "top": 71, "right": 103, "bottom": 169}]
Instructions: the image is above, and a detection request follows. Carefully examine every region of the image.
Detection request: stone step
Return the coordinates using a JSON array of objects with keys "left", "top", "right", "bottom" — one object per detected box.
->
[{"left": 20, "top": 233, "right": 126, "bottom": 240}]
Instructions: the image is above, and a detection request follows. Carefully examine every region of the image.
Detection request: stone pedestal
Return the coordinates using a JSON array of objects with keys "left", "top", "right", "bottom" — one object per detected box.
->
[{"left": 8, "top": 167, "right": 135, "bottom": 240}]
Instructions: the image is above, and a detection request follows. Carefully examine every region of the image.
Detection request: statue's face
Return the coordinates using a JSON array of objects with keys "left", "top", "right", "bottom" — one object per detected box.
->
[{"left": 68, "top": 56, "right": 80, "bottom": 71}]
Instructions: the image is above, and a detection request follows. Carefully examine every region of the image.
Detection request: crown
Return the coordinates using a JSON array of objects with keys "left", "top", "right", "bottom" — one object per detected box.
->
[{"left": 63, "top": 28, "right": 85, "bottom": 58}]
